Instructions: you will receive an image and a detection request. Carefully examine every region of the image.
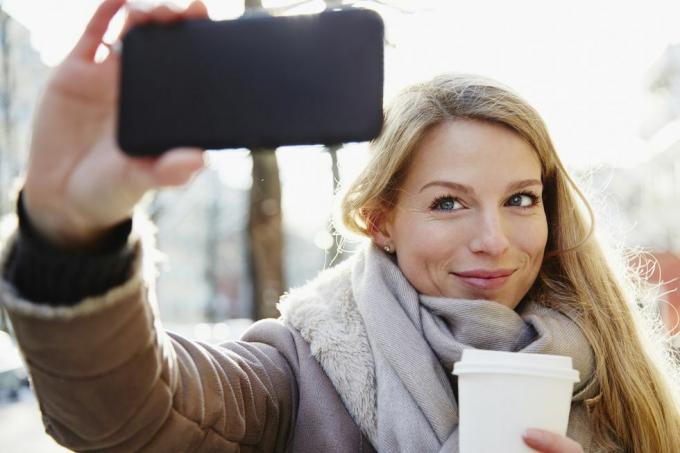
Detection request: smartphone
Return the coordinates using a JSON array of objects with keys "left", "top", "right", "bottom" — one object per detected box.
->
[{"left": 117, "top": 8, "right": 384, "bottom": 156}]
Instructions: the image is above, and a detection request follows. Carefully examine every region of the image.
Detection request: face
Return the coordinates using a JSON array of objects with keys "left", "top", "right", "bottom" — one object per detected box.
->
[{"left": 374, "top": 119, "right": 548, "bottom": 309}]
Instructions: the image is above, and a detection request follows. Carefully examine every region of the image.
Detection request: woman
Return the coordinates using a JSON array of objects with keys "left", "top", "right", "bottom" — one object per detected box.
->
[{"left": 1, "top": 0, "right": 678, "bottom": 452}]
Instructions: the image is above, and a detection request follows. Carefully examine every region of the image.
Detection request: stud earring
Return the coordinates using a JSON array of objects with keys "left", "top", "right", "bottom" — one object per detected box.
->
[{"left": 384, "top": 245, "right": 392, "bottom": 253}]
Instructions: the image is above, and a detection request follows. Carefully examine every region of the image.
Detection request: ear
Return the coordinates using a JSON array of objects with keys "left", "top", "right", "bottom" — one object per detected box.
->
[{"left": 362, "top": 206, "right": 394, "bottom": 249}]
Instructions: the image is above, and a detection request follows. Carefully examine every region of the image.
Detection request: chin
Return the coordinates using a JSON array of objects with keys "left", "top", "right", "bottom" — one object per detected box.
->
[
  {"left": 495, "top": 298, "right": 518, "bottom": 309},
  {"left": 467, "top": 293, "right": 518, "bottom": 309}
]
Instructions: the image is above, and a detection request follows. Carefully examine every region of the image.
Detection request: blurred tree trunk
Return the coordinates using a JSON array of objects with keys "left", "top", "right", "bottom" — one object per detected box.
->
[
  {"left": 323, "top": 0, "right": 344, "bottom": 264},
  {"left": 245, "top": 0, "right": 263, "bottom": 12},
  {"left": 248, "top": 151, "right": 283, "bottom": 320},
  {"left": 326, "top": 143, "right": 342, "bottom": 262},
  {"left": 245, "top": 0, "right": 285, "bottom": 320}
]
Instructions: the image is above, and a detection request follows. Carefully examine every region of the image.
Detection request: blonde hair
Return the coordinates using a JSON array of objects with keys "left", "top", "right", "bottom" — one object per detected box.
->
[{"left": 341, "top": 73, "right": 680, "bottom": 452}]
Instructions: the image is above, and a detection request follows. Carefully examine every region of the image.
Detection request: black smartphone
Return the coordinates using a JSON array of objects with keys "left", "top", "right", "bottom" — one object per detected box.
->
[{"left": 117, "top": 8, "right": 384, "bottom": 156}]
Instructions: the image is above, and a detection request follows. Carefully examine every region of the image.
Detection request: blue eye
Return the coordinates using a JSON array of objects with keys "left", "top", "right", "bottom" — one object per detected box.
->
[
  {"left": 430, "top": 196, "right": 462, "bottom": 211},
  {"left": 507, "top": 192, "right": 539, "bottom": 208}
]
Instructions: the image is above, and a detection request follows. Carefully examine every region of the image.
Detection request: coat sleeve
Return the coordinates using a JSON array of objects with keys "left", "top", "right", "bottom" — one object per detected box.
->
[{"left": 1, "top": 231, "right": 297, "bottom": 452}]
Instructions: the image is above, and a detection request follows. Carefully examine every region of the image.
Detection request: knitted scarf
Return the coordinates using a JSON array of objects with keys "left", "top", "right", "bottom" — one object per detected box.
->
[{"left": 280, "top": 244, "right": 597, "bottom": 452}]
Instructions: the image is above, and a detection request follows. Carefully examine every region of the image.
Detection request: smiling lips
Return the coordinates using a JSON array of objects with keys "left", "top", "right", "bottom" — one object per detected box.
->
[{"left": 451, "top": 269, "right": 516, "bottom": 290}]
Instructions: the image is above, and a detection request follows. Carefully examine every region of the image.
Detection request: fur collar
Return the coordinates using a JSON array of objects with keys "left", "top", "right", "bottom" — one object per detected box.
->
[{"left": 277, "top": 258, "right": 378, "bottom": 440}]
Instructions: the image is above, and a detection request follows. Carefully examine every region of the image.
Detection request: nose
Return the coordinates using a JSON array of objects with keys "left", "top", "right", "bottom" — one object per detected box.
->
[{"left": 468, "top": 211, "right": 511, "bottom": 256}]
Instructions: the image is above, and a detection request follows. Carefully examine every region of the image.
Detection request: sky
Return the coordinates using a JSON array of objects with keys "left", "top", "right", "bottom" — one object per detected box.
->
[{"left": 4, "top": 0, "right": 680, "bottom": 234}]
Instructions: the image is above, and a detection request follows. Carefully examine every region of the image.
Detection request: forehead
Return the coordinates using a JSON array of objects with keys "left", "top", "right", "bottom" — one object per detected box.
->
[{"left": 403, "top": 119, "right": 542, "bottom": 190}]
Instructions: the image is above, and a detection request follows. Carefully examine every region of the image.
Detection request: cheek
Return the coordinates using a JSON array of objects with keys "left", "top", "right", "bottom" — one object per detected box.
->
[
  {"left": 391, "top": 219, "right": 460, "bottom": 295},
  {"left": 391, "top": 215, "right": 466, "bottom": 283},
  {"left": 512, "top": 216, "right": 548, "bottom": 261},
  {"left": 393, "top": 216, "right": 461, "bottom": 259}
]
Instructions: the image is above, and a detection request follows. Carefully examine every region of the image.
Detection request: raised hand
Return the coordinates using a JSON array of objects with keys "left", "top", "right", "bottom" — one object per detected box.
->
[{"left": 23, "top": 0, "right": 209, "bottom": 248}]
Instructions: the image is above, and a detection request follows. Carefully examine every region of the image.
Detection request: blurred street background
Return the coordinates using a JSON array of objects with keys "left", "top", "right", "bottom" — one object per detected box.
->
[{"left": 1, "top": 0, "right": 680, "bottom": 450}]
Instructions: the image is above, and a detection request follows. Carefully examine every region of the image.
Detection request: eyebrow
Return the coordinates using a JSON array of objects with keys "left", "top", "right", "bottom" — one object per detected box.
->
[{"left": 419, "top": 179, "right": 543, "bottom": 194}]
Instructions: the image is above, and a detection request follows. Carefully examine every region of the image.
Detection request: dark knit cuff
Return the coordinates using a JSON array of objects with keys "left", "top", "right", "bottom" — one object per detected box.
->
[{"left": 2, "top": 191, "right": 137, "bottom": 306}]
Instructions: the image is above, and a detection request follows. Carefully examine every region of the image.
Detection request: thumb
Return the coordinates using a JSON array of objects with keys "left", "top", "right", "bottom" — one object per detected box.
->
[{"left": 523, "top": 429, "right": 584, "bottom": 453}]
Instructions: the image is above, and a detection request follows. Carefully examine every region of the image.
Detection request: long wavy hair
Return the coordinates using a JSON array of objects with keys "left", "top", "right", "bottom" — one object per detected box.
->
[{"left": 341, "top": 73, "right": 680, "bottom": 452}]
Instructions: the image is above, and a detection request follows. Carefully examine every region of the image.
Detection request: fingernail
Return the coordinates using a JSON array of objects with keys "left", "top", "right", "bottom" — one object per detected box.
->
[{"left": 523, "top": 429, "right": 548, "bottom": 446}]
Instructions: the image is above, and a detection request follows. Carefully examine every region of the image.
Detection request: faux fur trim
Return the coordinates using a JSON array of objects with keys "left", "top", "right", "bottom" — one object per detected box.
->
[
  {"left": 0, "top": 210, "right": 162, "bottom": 320},
  {"left": 277, "top": 258, "right": 378, "bottom": 441}
]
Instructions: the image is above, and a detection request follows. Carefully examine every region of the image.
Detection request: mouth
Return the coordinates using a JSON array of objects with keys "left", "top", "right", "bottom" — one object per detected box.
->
[{"left": 451, "top": 269, "right": 516, "bottom": 290}]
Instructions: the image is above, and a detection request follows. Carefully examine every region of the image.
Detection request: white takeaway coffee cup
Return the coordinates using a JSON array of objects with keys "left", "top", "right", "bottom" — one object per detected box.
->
[{"left": 452, "top": 349, "right": 580, "bottom": 453}]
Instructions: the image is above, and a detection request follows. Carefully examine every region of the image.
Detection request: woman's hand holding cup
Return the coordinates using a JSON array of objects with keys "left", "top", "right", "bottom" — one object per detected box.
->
[
  {"left": 523, "top": 428, "right": 584, "bottom": 453},
  {"left": 22, "top": 0, "right": 209, "bottom": 249}
]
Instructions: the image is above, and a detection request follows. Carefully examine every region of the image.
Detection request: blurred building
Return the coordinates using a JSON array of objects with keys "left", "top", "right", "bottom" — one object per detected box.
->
[
  {"left": 637, "top": 44, "right": 680, "bottom": 338},
  {"left": 152, "top": 166, "right": 329, "bottom": 324},
  {"left": 0, "top": 7, "right": 48, "bottom": 332},
  {"left": 584, "top": 44, "right": 680, "bottom": 338},
  {"left": 0, "top": 8, "right": 48, "bottom": 214}
]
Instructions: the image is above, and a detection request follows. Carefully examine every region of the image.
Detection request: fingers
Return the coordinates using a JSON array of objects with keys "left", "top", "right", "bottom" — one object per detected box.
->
[
  {"left": 523, "top": 429, "right": 584, "bottom": 453},
  {"left": 71, "top": 0, "right": 210, "bottom": 63},
  {"left": 186, "top": 0, "right": 210, "bottom": 19},
  {"left": 152, "top": 147, "right": 206, "bottom": 186},
  {"left": 132, "top": 4, "right": 181, "bottom": 26},
  {"left": 119, "top": 1, "right": 209, "bottom": 40},
  {"left": 70, "top": 0, "right": 127, "bottom": 61},
  {"left": 126, "top": 148, "right": 206, "bottom": 190}
]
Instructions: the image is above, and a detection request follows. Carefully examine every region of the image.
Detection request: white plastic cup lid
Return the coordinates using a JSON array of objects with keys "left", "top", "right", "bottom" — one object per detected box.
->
[{"left": 452, "top": 349, "right": 579, "bottom": 382}]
